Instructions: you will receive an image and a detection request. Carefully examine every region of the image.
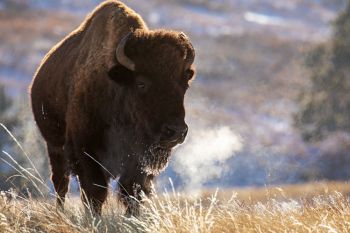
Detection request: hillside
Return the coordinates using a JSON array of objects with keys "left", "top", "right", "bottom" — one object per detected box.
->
[{"left": 0, "top": 0, "right": 348, "bottom": 189}]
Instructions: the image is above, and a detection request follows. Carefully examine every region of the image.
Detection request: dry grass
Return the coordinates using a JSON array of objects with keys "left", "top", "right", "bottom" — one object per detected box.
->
[
  {"left": 0, "top": 182, "right": 350, "bottom": 232},
  {"left": 203, "top": 181, "right": 350, "bottom": 203},
  {"left": 1, "top": 124, "right": 350, "bottom": 233}
]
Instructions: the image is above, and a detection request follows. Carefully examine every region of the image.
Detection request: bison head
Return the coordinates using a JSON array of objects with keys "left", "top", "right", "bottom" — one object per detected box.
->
[{"left": 108, "top": 30, "right": 195, "bottom": 174}]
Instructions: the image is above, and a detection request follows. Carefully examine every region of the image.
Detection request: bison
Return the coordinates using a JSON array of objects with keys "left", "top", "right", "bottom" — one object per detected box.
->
[{"left": 30, "top": 0, "right": 195, "bottom": 215}]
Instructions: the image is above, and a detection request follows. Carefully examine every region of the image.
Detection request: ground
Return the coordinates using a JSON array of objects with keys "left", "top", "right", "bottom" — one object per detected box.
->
[{"left": 0, "top": 181, "right": 350, "bottom": 232}]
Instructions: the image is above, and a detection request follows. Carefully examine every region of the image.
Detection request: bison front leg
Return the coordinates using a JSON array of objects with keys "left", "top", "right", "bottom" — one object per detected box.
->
[
  {"left": 118, "top": 168, "right": 154, "bottom": 216},
  {"left": 77, "top": 158, "right": 109, "bottom": 216}
]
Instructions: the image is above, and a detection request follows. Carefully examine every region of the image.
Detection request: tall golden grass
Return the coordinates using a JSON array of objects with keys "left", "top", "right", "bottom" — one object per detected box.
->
[
  {"left": 1, "top": 124, "right": 350, "bottom": 232},
  {"left": 0, "top": 182, "right": 350, "bottom": 232}
]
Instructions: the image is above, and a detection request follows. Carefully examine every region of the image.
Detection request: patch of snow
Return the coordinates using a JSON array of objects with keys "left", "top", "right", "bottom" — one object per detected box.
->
[{"left": 244, "top": 11, "right": 286, "bottom": 26}]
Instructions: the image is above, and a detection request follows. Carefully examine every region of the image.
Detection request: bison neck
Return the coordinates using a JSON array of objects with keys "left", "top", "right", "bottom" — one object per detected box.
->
[{"left": 97, "top": 124, "right": 171, "bottom": 178}]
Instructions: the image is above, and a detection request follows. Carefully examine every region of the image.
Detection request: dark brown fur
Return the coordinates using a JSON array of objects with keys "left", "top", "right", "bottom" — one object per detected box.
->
[{"left": 30, "top": 0, "right": 195, "bottom": 215}]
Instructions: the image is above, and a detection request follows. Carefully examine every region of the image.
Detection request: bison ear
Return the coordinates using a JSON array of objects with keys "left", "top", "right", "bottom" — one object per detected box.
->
[{"left": 108, "top": 65, "right": 135, "bottom": 85}]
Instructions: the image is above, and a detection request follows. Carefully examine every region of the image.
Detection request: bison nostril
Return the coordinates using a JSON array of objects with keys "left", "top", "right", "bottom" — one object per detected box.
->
[
  {"left": 164, "top": 126, "right": 176, "bottom": 139},
  {"left": 161, "top": 124, "right": 188, "bottom": 142}
]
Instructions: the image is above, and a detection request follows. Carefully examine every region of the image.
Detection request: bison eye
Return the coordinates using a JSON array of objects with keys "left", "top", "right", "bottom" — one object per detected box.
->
[
  {"left": 185, "top": 69, "right": 194, "bottom": 81},
  {"left": 136, "top": 81, "right": 146, "bottom": 89}
]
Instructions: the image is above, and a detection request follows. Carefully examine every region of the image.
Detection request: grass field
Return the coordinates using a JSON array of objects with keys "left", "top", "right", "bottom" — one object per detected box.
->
[{"left": 0, "top": 181, "right": 350, "bottom": 232}]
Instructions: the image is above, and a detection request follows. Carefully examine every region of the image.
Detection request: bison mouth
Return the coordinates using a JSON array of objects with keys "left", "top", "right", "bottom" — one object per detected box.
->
[
  {"left": 140, "top": 144, "right": 172, "bottom": 175},
  {"left": 150, "top": 145, "right": 171, "bottom": 157}
]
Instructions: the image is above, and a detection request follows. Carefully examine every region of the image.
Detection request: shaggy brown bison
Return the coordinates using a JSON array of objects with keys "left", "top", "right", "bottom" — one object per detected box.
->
[{"left": 30, "top": 0, "right": 195, "bottom": 215}]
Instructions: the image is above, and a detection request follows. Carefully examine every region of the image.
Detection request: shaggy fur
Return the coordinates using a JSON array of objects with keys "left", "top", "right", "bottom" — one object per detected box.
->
[{"left": 30, "top": 0, "right": 195, "bottom": 215}]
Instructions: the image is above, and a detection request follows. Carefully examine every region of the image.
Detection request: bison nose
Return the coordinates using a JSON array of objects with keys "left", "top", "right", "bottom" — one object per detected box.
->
[{"left": 161, "top": 123, "right": 188, "bottom": 144}]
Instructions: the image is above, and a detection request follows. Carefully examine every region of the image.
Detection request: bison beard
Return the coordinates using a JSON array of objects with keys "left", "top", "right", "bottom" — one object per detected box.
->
[
  {"left": 141, "top": 145, "right": 171, "bottom": 175},
  {"left": 30, "top": 0, "right": 195, "bottom": 216}
]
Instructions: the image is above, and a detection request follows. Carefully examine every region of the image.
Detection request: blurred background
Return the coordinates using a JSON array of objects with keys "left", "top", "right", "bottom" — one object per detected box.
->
[{"left": 0, "top": 0, "right": 350, "bottom": 195}]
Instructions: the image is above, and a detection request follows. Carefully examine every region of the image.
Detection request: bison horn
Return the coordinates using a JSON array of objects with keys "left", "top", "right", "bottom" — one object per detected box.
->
[
  {"left": 179, "top": 32, "right": 195, "bottom": 69},
  {"left": 185, "top": 41, "right": 195, "bottom": 69},
  {"left": 116, "top": 32, "right": 136, "bottom": 71}
]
